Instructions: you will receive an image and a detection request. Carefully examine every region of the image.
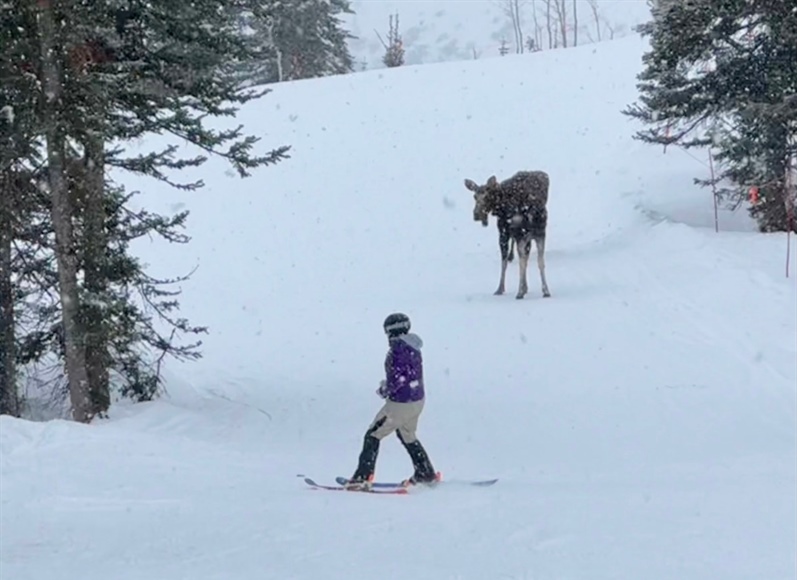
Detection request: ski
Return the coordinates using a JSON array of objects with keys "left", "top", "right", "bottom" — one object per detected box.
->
[
  {"left": 335, "top": 476, "right": 498, "bottom": 488},
  {"left": 303, "top": 477, "right": 408, "bottom": 494}
]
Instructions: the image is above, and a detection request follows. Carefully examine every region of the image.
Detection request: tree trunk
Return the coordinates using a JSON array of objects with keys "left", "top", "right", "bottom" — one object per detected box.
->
[
  {"left": 511, "top": 0, "right": 523, "bottom": 54},
  {"left": 572, "top": 0, "right": 578, "bottom": 46},
  {"left": 556, "top": 0, "right": 568, "bottom": 48},
  {"left": 0, "top": 170, "right": 19, "bottom": 417},
  {"left": 531, "top": 0, "right": 541, "bottom": 51},
  {"left": 545, "top": 0, "right": 553, "bottom": 49},
  {"left": 265, "top": 17, "right": 283, "bottom": 82},
  {"left": 588, "top": 0, "right": 602, "bottom": 42},
  {"left": 35, "top": 0, "right": 93, "bottom": 423},
  {"left": 79, "top": 137, "right": 111, "bottom": 416}
]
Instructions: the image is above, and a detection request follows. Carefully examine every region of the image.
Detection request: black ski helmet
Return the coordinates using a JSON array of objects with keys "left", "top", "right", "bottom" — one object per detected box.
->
[{"left": 383, "top": 312, "right": 411, "bottom": 337}]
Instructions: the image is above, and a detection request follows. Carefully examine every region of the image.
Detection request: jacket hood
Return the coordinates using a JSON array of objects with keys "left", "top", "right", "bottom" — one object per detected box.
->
[{"left": 396, "top": 332, "right": 423, "bottom": 350}]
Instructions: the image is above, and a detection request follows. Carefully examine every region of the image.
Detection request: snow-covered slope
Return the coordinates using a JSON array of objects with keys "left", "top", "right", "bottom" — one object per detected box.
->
[
  {"left": 345, "top": 0, "right": 652, "bottom": 66},
  {"left": 2, "top": 35, "right": 796, "bottom": 580}
]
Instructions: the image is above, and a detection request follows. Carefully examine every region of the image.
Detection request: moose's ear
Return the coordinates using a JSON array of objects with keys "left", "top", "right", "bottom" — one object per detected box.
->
[
  {"left": 464, "top": 178, "right": 479, "bottom": 191},
  {"left": 486, "top": 175, "right": 498, "bottom": 187}
]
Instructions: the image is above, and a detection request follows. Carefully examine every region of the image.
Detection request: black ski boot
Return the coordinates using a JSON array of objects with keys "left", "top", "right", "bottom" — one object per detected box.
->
[
  {"left": 345, "top": 433, "right": 380, "bottom": 490},
  {"left": 398, "top": 434, "right": 440, "bottom": 487}
]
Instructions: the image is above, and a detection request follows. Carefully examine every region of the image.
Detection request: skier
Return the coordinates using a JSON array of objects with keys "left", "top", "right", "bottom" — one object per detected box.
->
[{"left": 344, "top": 312, "right": 440, "bottom": 490}]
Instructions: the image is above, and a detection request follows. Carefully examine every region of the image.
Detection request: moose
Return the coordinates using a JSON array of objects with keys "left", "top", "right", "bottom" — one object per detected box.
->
[{"left": 463, "top": 170, "right": 551, "bottom": 299}]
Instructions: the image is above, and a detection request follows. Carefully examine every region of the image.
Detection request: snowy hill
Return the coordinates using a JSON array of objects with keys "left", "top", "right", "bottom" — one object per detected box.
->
[
  {"left": 2, "top": 34, "right": 796, "bottom": 580},
  {"left": 344, "top": 0, "right": 653, "bottom": 67}
]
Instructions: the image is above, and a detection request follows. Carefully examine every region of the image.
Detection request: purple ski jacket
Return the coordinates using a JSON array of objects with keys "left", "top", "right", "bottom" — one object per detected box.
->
[{"left": 383, "top": 333, "right": 425, "bottom": 403}]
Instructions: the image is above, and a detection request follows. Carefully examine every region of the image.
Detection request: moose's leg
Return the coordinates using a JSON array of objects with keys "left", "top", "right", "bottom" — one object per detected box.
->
[
  {"left": 495, "top": 257, "right": 509, "bottom": 296},
  {"left": 516, "top": 237, "right": 531, "bottom": 299},
  {"left": 495, "top": 224, "right": 510, "bottom": 295},
  {"left": 508, "top": 238, "right": 515, "bottom": 262},
  {"left": 536, "top": 237, "right": 551, "bottom": 298}
]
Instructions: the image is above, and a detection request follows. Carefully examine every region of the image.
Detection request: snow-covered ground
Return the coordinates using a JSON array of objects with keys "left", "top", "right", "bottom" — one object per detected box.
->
[
  {"left": 345, "top": 0, "right": 652, "bottom": 67},
  {"left": 2, "top": 34, "right": 796, "bottom": 580}
]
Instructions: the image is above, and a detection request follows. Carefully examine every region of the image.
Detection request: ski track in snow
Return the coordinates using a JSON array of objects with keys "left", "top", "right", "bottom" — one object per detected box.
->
[{"left": 2, "top": 35, "right": 796, "bottom": 580}]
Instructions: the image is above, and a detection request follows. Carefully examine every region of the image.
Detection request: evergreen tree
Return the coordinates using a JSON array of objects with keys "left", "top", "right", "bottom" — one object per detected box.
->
[
  {"left": 379, "top": 13, "right": 404, "bottom": 68},
  {"left": 14, "top": 0, "right": 290, "bottom": 422},
  {"left": 0, "top": 1, "right": 59, "bottom": 413},
  {"left": 624, "top": 0, "right": 797, "bottom": 232},
  {"left": 73, "top": 175, "right": 207, "bottom": 403},
  {"left": 5, "top": 168, "right": 61, "bottom": 418},
  {"left": 0, "top": 2, "right": 36, "bottom": 416},
  {"left": 233, "top": 0, "right": 355, "bottom": 86},
  {"left": 77, "top": 0, "right": 288, "bottom": 418}
]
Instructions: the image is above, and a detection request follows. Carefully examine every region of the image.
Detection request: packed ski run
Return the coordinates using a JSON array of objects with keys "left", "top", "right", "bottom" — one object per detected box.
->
[{"left": 2, "top": 30, "right": 796, "bottom": 580}]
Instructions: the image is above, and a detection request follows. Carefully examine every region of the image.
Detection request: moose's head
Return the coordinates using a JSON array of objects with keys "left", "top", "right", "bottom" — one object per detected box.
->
[{"left": 463, "top": 175, "right": 499, "bottom": 226}]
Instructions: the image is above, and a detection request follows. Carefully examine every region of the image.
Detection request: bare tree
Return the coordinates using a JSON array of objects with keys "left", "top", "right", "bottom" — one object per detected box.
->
[
  {"left": 584, "top": 0, "right": 621, "bottom": 43},
  {"left": 494, "top": 0, "right": 527, "bottom": 54},
  {"left": 587, "top": 0, "right": 602, "bottom": 42},
  {"left": 604, "top": 19, "right": 618, "bottom": 40},
  {"left": 544, "top": 0, "right": 554, "bottom": 48},
  {"left": 572, "top": 0, "right": 578, "bottom": 46},
  {"left": 511, "top": 0, "right": 526, "bottom": 53},
  {"left": 552, "top": 0, "right": 568, "bottom": 48},
  {"left": 530, "top": 0, "right": 542, "bottom": 51},
  {"left": 265, "top": 16, "right": 283, "bottom": 82}
]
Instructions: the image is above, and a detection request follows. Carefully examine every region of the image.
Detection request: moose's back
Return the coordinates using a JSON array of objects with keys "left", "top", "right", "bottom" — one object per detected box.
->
[{"left": 500, "top": 171, "right": 549, "bottom": 209}]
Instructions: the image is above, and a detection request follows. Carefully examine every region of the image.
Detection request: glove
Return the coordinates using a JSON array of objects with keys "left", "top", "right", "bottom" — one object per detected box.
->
[{"left": 376, "top": 380, "right": 388, "bottom": 399}]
